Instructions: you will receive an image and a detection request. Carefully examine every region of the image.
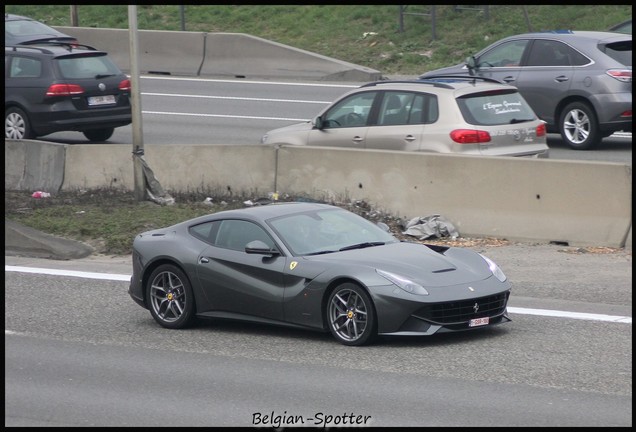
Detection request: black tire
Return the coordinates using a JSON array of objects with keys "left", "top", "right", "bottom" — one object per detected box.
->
[
  {"left": 146, "top": 264, "right": 196, "bottom": 329},
  {"left": 558, "top": 101, "right": 601, "bottom": 150},
  {"left": 326, "top": 282, "right": 377, "bottom": 346},
  {"left": 5, "top": 107, "right": 34, "bottom": 140},
  {"left": 83, "top": 127, "right": 114, "bottom": 142}
]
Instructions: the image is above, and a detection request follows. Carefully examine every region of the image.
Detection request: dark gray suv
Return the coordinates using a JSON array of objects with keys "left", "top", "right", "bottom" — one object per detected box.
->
[
  {"left": 420, "top": 30, "right": 632, "bottom": 150},
  {"left": 5, "top": 42, "right": 132, "bottom": 141}
]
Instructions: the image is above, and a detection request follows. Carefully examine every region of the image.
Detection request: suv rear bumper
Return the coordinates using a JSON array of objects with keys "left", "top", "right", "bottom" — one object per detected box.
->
[
  {"left": 29, "top": 108, "right": 132, "bottom": 136},
  {"left": 592, "top": 92, "right": 632, "bottom": 134}
]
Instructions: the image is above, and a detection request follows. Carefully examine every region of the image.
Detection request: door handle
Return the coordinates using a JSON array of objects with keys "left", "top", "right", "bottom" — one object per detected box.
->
[
  {"left": 404, "top": 135, "right": 416, "bottom": 142},
  {"left": 199, "top": 257, "right": 209, "bottom": 264},
  {"left": 352, "top": 136, "right": 363, "bottom": 143},
  {"left": 555, "top": 75, "right": 569, "bottom": 82},
  {"left": 502, "top": 76, "right": 516, "bottom": 83}
]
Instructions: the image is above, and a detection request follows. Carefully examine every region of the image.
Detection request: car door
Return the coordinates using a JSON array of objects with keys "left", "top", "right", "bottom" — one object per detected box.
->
[
  {"left": 194, "top": 219, "right": 287, "bottom": 321},
  {"left": 306, "top": 90, "right": 378, "bottom": 148},
  {"left": 514, "top": 39, "right": 576, "bottom": 125},
  {"left": 365, "top": 91, "right": 428, "bottom": 151}
]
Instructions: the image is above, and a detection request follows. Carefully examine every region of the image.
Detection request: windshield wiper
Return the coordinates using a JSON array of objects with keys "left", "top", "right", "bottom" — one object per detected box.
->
[
  {"left": 305, "top": 249, "right": 338, "bottom": 256},
  {"left": 339, "top": 241, "right": 385, "bottom": 252}
]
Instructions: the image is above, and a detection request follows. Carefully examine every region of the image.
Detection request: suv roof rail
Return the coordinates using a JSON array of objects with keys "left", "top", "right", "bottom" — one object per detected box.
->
[
  {"left": 5, "top": 42, "right": 98, "bottom": 54},
  {"left": 360, "top": 79, "right": 455, "bottom": 90},
  {"left": 419, "top": 75, "right": 506, "bottom": 85}
]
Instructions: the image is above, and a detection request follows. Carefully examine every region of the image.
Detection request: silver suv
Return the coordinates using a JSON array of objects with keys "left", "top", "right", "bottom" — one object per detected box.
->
[
  {"left": 261, "top": 78, "right": 549, "bottom": 158},
  {"left": 420, "top": 30, "right": 632, "bottom": 150}
]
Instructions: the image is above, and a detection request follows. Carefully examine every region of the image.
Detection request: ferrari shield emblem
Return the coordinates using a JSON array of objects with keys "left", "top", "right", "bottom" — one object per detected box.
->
[{"left": 290, "top": 261, "right": 298, "bottom": 270}]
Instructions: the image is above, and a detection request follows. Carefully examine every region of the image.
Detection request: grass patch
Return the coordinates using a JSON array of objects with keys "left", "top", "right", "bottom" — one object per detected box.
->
[{"left": 5, "top": 5, "right": 630, "bottom": 75}]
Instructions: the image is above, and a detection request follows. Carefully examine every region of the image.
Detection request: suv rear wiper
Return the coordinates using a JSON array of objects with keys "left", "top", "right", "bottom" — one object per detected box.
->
[
  {"left": 339, "top": 241, "right": 385, "bottom": 252},
  {"left": 95, "top": 74, "right": 116, "bottom": 79},
  {"left": 509, "top": 118, "right": 533, "bottom": 124}
]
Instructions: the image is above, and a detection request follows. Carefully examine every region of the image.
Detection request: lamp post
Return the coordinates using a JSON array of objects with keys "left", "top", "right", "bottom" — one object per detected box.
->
[{"left": 128, "top": 5, "right": 145, "bottom": 201}]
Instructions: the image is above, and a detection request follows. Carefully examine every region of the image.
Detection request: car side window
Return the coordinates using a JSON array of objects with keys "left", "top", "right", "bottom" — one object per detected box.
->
[
  {"left": 479, "top": 39, "right": 528, "bottom": 67},
  {"left": 189, "top": 220, "right": 221, "bottom": 244},
  {"left": 214, "top": 219, "right": 275, "bottom": 252},
  {"left": 376, "top": 92, "right": 438, "bottom": 126},
  {"left": 9, "top": 56, "right": 42, "bottom": 78},
  {"left": 322, "top": 91, "right": 376, "bottom": 128},
  {"left": 526, "top": 40, "right": 586, "bottom": 67}
]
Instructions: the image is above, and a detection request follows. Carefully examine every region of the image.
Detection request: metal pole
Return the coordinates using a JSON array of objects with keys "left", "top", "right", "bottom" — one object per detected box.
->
[
  {"left": 70, "top": 5, "right": 79, "bottom": 26},
  {"left": 128, "top": 5, "right": 145, "bottom": 201}
]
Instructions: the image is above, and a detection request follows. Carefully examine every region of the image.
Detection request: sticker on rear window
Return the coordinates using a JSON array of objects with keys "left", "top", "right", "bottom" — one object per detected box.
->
[{"left": 482, "top": 101, "right": 522, "bottom": 114}]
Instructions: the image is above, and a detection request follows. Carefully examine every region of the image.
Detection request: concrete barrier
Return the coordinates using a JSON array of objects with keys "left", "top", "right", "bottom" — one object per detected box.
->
[
  {"left": 4, "top": 140, "right": 66, "bottom": 192},
  {"left": 53, "top": 27, "right": 382, "bottom": 81},
  {"left": 274, "top": 146, "right": 632, "bottom": 248},
  {"left": 62, "top": 144, "right": 276, "bottom": 196},
  {"left": 4, "top": 140, "right": 632, "bottom": 248},
  {"left": 201, "top": 33, "right": 382, "bottom": 81},
  {"left": 54, "top": 27, "right": 207, "bottom": 76}
]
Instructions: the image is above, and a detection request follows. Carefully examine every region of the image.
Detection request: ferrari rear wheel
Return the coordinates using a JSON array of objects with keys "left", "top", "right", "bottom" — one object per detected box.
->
[
  {"left": 327, "top": 283, "right": 376, "bottom": 346},
  {"left": 146, "top": 264, "right": 196, "bottom": 329}
]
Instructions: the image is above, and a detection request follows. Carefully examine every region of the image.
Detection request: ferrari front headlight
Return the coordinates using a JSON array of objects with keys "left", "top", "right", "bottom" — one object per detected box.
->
[
  {"left": 479, "top": 254, "right": 507, "bottom": 282},
  {"left": 376, "top": 269, "right": 429, "bottom": 296}
]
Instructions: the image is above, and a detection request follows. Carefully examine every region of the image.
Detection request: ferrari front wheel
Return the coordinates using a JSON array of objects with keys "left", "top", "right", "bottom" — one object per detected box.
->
[
  {"left": 146, "top": 264, "right": 196, "bottom": 329},
  {"left": 327, "top": 283, "right": 377, "bottom": 346}
]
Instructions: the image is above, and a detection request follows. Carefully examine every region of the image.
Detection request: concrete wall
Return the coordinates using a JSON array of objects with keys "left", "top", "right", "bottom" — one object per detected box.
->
[
  {"left": 274, "top": 146, "right": 633, "bottom": 248},
  {"left": 53, "top": 27, "right": 382, "bottom": 81},
  {"left": 5, "top": 140, "right": 632, "bottom": 248}
]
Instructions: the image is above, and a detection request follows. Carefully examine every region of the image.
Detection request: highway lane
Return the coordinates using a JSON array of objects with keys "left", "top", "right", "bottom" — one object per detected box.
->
[
  {"left": 4, "top": 270, "right": 632, "bottom": 427},
  {"left": 4, "top": 242, "right": 633, "bottom": 426},
  {"left": 39, "top": 76, "right": 632, "bottom": 164}
]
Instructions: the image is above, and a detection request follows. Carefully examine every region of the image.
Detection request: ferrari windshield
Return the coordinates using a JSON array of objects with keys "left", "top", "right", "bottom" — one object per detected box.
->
[{"left": 268, "top": 207, "right": 398, "bottom": 256}]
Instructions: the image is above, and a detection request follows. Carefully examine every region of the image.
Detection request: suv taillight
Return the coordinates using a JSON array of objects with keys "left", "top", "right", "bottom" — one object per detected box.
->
[
  {"left": 119, "top": 79, "right": 131, "bottom": 91},
  {"left": 536, "top": 122, "right": 546, "bottom": 137},
  {"left": 450, "top": 129, "right": 491, "bottom": 144},
  {"left": 606, "top": 69, "right": 632, "bottom": 83},
  {"left": 45, "top": 83, "right": 84, "bottom": 97}
]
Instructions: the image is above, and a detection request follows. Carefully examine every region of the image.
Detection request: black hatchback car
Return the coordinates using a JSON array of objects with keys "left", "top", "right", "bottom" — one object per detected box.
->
[{"left": 5, "top": 42, "right": 132, "bottom": 141}]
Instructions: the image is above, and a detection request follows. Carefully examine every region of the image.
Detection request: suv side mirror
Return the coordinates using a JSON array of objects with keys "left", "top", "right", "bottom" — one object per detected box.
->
[
  {"left": 466, "top": 56, "right": 477, "bottom": 75},
  {"left": 314, "top": 116, "right": 324, "bottom": 130}
]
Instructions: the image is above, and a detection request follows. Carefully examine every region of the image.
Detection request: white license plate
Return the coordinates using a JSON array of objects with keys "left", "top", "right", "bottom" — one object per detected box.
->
[
  {"left": 469, "top": 317, "right": 489, "bottom": 327},
  {"left": 87, "top": 95, "right": 116, "bottom": 106}
]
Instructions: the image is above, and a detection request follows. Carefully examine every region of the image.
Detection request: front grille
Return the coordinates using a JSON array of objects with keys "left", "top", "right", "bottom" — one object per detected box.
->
[{"left": 413, "top": 292, "right": 509, "bottom": 325}]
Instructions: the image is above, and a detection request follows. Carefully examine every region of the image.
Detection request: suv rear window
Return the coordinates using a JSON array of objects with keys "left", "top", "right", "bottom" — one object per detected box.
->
[
  {"left": 603, "top": 40, "right": 632, "bottom": 66},
  {"left": 456, "top": 89, "right": 537, "bottom": 126},
  {"left": 57, "top": 54, "right": 122, "bottom": 79}
]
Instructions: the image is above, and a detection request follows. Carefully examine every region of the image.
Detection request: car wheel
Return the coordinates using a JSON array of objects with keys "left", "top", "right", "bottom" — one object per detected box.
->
[
  {"left": 327, "top": 283, "right": 377, "bottom": 346},
  {"left": 83, "top": 128, "right": 114, "bottom": 142},
  {"left": 559, "top": 101, "right": 601, "bottom": 150},
  {"left": 5, "top": 107, "right": 34, "bottom": 140},
  {"left": 146, "top": 264, "right": 196, "bottom": 329}
]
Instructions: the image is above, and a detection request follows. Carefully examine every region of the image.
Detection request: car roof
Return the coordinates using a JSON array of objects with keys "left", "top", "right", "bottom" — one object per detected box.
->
[
  {"left": 5, "top": 13, "right": 77, "bottom": 45},
  {"left": 5, "top": 13, "right": 35, "bottom": 21},
  {"left": 183, "top": 202, "right": 340, "bottom": 226},
  {"left": 498, "top": 30, "right": 631, "bottom": 43}
]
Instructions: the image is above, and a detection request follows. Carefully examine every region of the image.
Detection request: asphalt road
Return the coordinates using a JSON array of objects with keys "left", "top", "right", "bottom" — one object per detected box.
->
[{"left": 4, "top": 240, "right": 632, "bottom": 426}]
